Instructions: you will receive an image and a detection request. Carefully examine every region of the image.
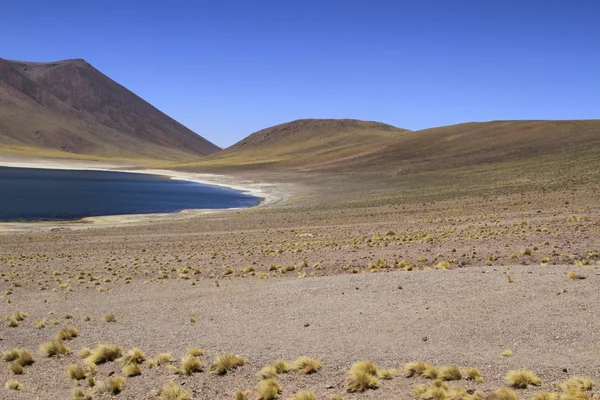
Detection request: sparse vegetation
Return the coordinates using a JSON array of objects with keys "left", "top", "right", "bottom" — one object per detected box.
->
[
  {"left": 209, "top": 353, "right": 247, "bottom": 375},
  {"left": 292, "top": 356, "right": 321, "bottom": 374},
  {"left": 256, "top": 378, "right": 282, "bottom": 400},
  {"left": 40, "top": 339, "right": 72, "bottom": 357},
  {"left": 107, "top": 375, "right": 125, "bottom": 394},
  {"left": 155, "top": 381, "right": 191, "bottom": 400},
  {"left": 5, "top": 379, "right": 23, "bottom": 390},
  {"left": 506, "top": 369, "right": 542, "bottom": 388},
  {"left": 85, "top": 344, "right": 123, "bottom": 364}
]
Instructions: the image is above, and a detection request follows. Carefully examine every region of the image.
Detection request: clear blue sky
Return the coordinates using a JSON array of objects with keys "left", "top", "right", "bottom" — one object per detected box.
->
[{"left": 2, "top": 0, "right": 599, "bottom": 148}]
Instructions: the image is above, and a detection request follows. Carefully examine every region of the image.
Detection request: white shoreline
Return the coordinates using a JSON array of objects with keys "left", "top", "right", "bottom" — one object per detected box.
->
[{"left": 0, "top": 156, "right": 290, "bottom": 232}]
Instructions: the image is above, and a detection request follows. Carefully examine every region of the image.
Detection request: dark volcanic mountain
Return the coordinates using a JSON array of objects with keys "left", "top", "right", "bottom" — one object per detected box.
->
[{"left": 0, "top": 58, "right": 219, "bottom": 160}]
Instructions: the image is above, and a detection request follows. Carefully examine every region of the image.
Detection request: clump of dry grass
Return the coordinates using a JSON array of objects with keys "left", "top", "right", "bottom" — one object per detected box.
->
[
  {"left": 5, "top": 379, "right": 23, "bottom": 390},
  {"left": 171, "top": 354, "right": 203, "bottom": 376},
  {"left": 289, "top": 391, "right": 317, "bottom": 400},
  {"left": 72, "top": 387, "right": 93, "bottom": 400},
  {"left": 56, "top": 327, "right": 79, "bottom": 341},
  {"left": 377, "top": 368, "right": 398, "bottom": 379},
  {"left": 103, "top": 314, "right": 117, "bottom": 323},
  {"left": 256, "top": 378, "right": 282, "bottom": 400},
  {"left": 148, "top": 353, "right": 174, "bottom": 368},
  {"left": 272, "top": 359, "right": 291, "bottom": 374},
  {"left": 9, "top": 363, "right": 23, "bottom": 375},
  {"left": 440, "top": 365, "right": 462, "bottom": 381},
  {"left": 85, "top": 344, "right": 123, "bottom": 365},
  {"left": 186, "top": 348, "right": 204, "bottom": 357},
  {"left": 346, "top": 361, "right": 381, "bottom": 393},
  {"left": 79, "top": 348, "right": 92, "bottom": 358},
  {"left": 464, "top": 367, "right": 484, "bottom": 383},
  {"left": 292, "top": 356, "right": 321, "bottom": 374},
  {"left": 40, "top": 339, "right": 72, "bottom": 357},
  {"left": 235, "top": 390, "right": 250, "bottom": 400},
  {"left": 108, "top": 375, "right": 125, "bottom": 394},
  {"left": 259, "top": 365, "right": 278, "bottom": 379},
  {"left": 155, "top": 381, "right": 191, "bottom": 400},
  {"left": 506, "top": 369, "right": 542, "bottom": 389},
  {"left": 488, "top": 388, "right": 519, "bottom": 400},
  {"left": 2, "top": 348, "right": 34, "bottom": 367},
  {"left": 502, "top": 350, "right": 513, "bottom": 358},
  {"left": 209, "top": 353, "right": 247, "bottom": 375},
  {"left": 568, "top": 272, "right": 585, "bottom": 280},
  {"left": 533, "top": 392, "right": 559, "bottom": 400},
  {"left": 118, "top": 348, "right": 146, "bottom": 365},
  {"left": 123, "top": 363, "right": 141, "bottom": 377},
  {"left": 556, "top": 377, "right": 595, "bottom": 392},
  {"left": 404, "top": 361, "right": 434, "bottom": 378},
  {"left": 67, "top": 364, "right": 86, "bottom": 380}
]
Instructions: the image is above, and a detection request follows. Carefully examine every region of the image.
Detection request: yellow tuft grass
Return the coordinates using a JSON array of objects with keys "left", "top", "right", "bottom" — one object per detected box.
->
[
  {"left": 464, "top": 367, "right": 484, "bottom": 383},
  {"left": 67, "top": 364, "right": 86, "bottom": 380},
  {"left": 502, "top": 350, "right": 513, "bottom": 357},
  {"left": 556, "top": 377, "right": 595, "bottom": 392},
  {"left": 488, "top": 388, "right": 519, "bottom": 400},
  {"left": 186, "top": 348, "right": 204, "bottom": 357},
  {"left": 103, "top": 314, "right": 117, "bottom": 323},
  {"left": 346, "top": 370, "right": 379, "bottom": 393},
  {"left": 350, "top": 361, "right": 377, "bottom": 375},
  {"left": 440, "top": 365, "right": 462, "bottom": 381},
  {"left": 259, "top": 365, "right": 278, "bottom": 379},
  {"left": 256, "top": 378, "right": 282, "bottom": 400},
  {"left": 292, "top": 356, "right": 321, "bottom": 374},
  {"left": 209, "top": 353, "right": 247, "bottom": 375},
  {"left": 568, "top": 272, "right": 584, "bottom": 280},
  {"left": 85, "top": 344, "right": 123, "bottom": 365},
  {"left": 3, "top": 348, "right": 34, "bottom": 367},
  {"left": 72, "top": 387, "right": 93, "bottom": 400},
  {"left": 289, "top": 391, "right": 317, "bottom": 400},
  {"left": 272, "top": 359, "right": 291, "bottom": 374},
  {"left": 235, "top": 390, "right": 250, "bottom": 400},
  {"left": 79, "top": 348, "right": 92, "bottom": 358},
  {"left": 5, "top": 379, "right": 23, "bottom": 390},
  {"left": 506, "top": 369, "right": 542, "bottom": 389},
  {"left": 533, "top": 393, "right": 560, "bottom": 400},
  {"left": 174, "top": 354, "right": 203, "bottom": 376},
  {"left": 108, "top": 375, "right": 125, "bottom": 394},
  {"left": 123, "top": 363, "right": 142, "bottom": 377},
  {"left": 154, "top": 381, "right": 191, "bottom": 400},
  {"left": 40, "top": 339, "right": 72, "bottom": 357},
  {"left": 377, "top": 368, "right": 397, "bottom": 379},
  {"left": 422, "top": 365, "right": 440, "bottom": 380},
  {"left": 55, "top": 327, "right": 79, "bottom": 340},
  {"left": 9, "top": 363, "right": 23, "bottom": 375},
  {"left": 404, "top": 361, "right": 434, "bottom": 378},
  {"left": 118, "top": 348, "right": 146, "bottom": 365}
]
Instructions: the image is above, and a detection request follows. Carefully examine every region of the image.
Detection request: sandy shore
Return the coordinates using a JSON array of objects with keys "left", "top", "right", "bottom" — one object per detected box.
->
[{"left": 0, "top": 156, "right": 292, "bottom": 232}]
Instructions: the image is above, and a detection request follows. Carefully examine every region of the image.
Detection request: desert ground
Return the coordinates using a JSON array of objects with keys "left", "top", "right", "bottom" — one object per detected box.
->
[{"left": 1, "top": 156, "right": 599, "bottom": 400}]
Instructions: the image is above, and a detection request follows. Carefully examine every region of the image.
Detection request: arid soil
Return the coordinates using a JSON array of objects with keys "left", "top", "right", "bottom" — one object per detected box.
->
[{"left": 1, "top": 172, "right": 599, "bottom": 399}]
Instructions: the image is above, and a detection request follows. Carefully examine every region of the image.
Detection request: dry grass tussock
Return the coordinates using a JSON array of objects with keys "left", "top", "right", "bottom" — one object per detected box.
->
[
  {"left": 256, "top": 378, "right": 282, "bottom": 400},
  {"left": 413, "top": 380, "right": 483, "bottom": 400},
  {"left": 464, "top": 367, "right": 484, "bottom": 383},
  {"left": 555, "top": 377, "right": 595, "bottom": 392},
  {"left": 148, "top": 353, "right": 174, "bottom": 368},
  {"left": 234, "top": 390, "right": 250, "bottom": 400},
  {"left": 440, "top": 365, "right": 462, "bottom": 381},
  {"left": 488, "top": 388, "right": 519, "bottom": 400},
  {"left": 289, "top": 391, "right": 317, "bottom": 400},
  {"left": 72, "top": 387, "right": 93, "bottom": 400},
  {"left": 55, "top": 327, "right": 79, "bottom": 340},
  {"left": 108, "top": 375, "right": 125, "bottom": 394},
  {"left": 292, "top": 356, "right": 321, "bottom": 374},
  {"left": 209, "top": 353, "right": 247, "bottom": 375},
  {"left": 67, "top": 364, "right": 87, "bottom": 380},
  {"left": 40, "top": 339, "right": 72, "bottom": 357},
  {"left": 506, "top": 369, "right": 542, "bottom": 388},
  {"left": 118, "top": 347, "right": 146, "bottom": 365},
  {"left": 2, "top": 348, "right": 34, "bottom": 366},
  {"left": 85, "top": 344, "right": 123, "bottom": 364},
  {"left": 175, "top": 354, "right": 203, "bottom": 376},
  {"left": 123, "top": 362, "right": 142, "bottom": 377},
  {"left": 346, "top": 361, "right": 381, "bottom": 393},
  {"left": 5, "top": 379, "right": 23, "bottom": 390},
  {"left": 404, "top": 361, "right": 434, "bottom": 378},
  {"left": 186, "top": 348, "right": 204, "bottom": 357},
  {"left": 154, "top": 381, "right": 191, "bottom": 400}
]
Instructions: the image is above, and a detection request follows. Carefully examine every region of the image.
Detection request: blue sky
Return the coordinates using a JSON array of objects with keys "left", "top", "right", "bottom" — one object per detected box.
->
[{"left": 2, "top": 0, "right": 599, "bottom": 148}]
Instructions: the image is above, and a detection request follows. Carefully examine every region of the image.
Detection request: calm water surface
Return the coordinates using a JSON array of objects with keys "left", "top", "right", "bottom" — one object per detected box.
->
[{"left": 0, "top": 166, "right": 262, "bottom": 222}]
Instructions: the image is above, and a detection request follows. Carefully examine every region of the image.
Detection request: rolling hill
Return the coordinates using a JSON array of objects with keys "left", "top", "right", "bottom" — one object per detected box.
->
[
  {"left": 0, "top": 58, "right": 219, "bottom": 160},
  {"left": 174, "top": 118, "right": 409, "bottom": 170}
]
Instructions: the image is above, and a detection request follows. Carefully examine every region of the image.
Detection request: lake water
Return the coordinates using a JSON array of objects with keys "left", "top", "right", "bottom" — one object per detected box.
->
[{"left": 0, "top": 166, "right": 262, "bottom": 222}]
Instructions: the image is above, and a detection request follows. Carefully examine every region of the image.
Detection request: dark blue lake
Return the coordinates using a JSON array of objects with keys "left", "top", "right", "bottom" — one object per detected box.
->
[{"left": 0, "top": 166, "right": 262, "bottom": 222}]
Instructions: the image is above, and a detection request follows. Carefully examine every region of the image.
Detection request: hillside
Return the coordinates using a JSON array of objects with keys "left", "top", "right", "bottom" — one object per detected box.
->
[
  {"left": 0, "top": 58, "right": 219, "bottom": 160},
  {"left": 174, "top": 118, "right": 409, "bottom": 170}
]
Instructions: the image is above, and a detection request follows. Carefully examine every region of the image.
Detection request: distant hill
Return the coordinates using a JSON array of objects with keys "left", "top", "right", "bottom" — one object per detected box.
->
[
  {"left": 177, "top": 118, "right": 409, "bottom": 170},
  {"left": 0, "top": 58, "right": 220, "bottom": 160}
]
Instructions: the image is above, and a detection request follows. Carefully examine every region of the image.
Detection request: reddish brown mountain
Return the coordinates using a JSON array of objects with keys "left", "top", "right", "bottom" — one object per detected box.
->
[{"left": 0, "top": 58, "right": 219, "bottom": 160}]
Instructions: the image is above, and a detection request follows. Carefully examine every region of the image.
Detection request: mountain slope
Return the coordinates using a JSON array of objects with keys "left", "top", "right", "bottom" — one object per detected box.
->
[
  {"left": 0, "top": 58, "right": 219, "bottom": 160},
  {"left": 176, "top": 119, "right": 409, "bottom": 170}
]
